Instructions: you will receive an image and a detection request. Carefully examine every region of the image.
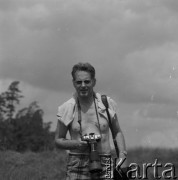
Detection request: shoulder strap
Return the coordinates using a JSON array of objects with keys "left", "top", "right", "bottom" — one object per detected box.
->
[{"left": 101, "top": 95, "right": 120, "bottom": 157}]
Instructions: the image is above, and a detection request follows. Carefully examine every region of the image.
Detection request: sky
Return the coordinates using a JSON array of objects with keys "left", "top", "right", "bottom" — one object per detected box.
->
[{"left": 1, "top": 0, "right": 178, "bottom": 149}]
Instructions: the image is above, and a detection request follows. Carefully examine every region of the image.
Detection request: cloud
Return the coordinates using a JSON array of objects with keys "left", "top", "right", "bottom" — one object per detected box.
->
[
  {"left": 1, "top": 0, "right": 178, "bottom": 98},
  {"left": 114, "top": 43, "right": 178, "bottom": 104},
  {"left": 1, "top": 0, "right": 178, "bottom": 148},
  {"left": 117, "top": 101, "right": 178, "bottom": 148}
]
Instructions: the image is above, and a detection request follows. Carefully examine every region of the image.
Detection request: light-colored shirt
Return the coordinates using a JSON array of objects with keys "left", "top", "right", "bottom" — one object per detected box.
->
[{"left": 57, "top": 92, "right": 118, "bottom": 127}]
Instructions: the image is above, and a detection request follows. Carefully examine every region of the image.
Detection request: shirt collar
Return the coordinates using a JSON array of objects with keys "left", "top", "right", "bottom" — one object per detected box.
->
[
  {"left": 95, "top": 92, "right": 106, "bottom": 111},
  {"left": 72, "top": 92, "right": 106, "bottom": 111}
]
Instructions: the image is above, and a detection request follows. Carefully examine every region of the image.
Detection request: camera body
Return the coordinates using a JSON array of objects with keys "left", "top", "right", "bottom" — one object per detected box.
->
[
  {"left": 81, "top": 133, "right": 101, "bottom": 142},
  {"left": 81, "top": 133, "right": 102, "bottom": 173}
]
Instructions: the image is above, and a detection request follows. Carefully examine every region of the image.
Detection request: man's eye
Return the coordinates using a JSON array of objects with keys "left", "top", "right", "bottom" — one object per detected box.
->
[
  {"left": 75, "top": 80, "right": 91, "bottom": 85},
  {"left": 76, "top": 81, "right": 82, "bottom": 85},
  {"left": 84, "top": 80, "right": 91, "bottom": 84}
]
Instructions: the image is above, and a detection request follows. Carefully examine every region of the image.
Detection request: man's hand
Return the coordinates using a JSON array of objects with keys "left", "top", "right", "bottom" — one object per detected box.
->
[
  {"left": 77, "top": 140, "right": 89, "bottom": 151},
  {"left": 115, "top": 156, "right": 127, "bottom": 170},
  {"left": 118, "top": 153, "right": 127, "bottom": 168},
  {"left": 114, "top": 153, "right": 131, "bottom": 180},
  {"left": 115, "top": 154, "right": 129, "bottom": 179}
]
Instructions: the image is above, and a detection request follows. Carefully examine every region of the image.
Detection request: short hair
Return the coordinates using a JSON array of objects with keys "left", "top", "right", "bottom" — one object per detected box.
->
[{"left": 71, "top": 62, "right": 95, "bottom": 80}]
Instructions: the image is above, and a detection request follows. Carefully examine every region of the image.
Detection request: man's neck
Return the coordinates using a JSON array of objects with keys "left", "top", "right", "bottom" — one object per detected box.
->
[{"left": 78, "top": 93, "right": 94, "bottom": 107}]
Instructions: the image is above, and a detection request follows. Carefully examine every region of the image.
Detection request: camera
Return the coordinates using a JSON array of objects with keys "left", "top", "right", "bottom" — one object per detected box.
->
[{"left": 81, "top": 133, "right": 102, "bottom": 173}]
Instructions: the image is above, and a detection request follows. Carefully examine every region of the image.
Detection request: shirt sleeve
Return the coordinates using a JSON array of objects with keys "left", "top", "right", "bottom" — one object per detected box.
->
[
  {"left": 108, "top": 97, "right": 118, "bottom": 113},
  {"left": 107, "top": 97, "right": 119, "bottom": 119},
  {"left": 57, "top": 102, "right": 75, "bottom": 127}
]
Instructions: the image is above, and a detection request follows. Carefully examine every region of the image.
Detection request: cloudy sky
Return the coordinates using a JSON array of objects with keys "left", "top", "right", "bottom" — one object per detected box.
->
[{"left": 1, "top": 0, "right": 178, "bottom": 149}]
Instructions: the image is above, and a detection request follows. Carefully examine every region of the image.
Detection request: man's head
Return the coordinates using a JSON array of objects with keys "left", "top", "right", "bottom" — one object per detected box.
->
[
  {"left": 71, "top": 62, "right": 95, "bottom": 80},
  {"left": 72, "top": 63, "right": 96, "bottom": 98}
]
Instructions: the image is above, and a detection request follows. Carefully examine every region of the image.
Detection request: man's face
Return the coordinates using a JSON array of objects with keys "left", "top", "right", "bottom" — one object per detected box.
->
[{"left": 73, "top": 71, "right": 96, "bottom": 98}]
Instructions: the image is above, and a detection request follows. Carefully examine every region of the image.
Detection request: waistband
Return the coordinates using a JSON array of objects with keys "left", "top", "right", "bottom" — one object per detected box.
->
[{"left": 69, "top": 152, "right": 111, "bottom": 157}]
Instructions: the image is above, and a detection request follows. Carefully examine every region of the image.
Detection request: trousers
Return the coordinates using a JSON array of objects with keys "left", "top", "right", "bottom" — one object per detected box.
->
[{"left": 65, "top": 152, "right": 113, "bottom": 180}]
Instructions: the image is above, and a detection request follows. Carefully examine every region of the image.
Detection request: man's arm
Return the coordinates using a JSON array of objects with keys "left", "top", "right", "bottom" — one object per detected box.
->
[
  {"left": 111, "top": 114, "right": 127, "bottom": 167},
  {"left": 55, "top": 120, "right": 88, "bottom": 150}
]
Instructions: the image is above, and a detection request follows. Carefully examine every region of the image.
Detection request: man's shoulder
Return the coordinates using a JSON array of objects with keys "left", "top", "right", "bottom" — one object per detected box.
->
[
  {"left": 96, "top": 92, "right": 116, "bottom": 104},
  {"left": 58, "top": 96, "right": 76, "bottom": 109},
  {"left": 65, "top": 97, "right": 76, "bottom": 105},
  {"left": 96, "top": 92, "right": 118, "bottom": 112},
  {"left": 57, "top": 96, "right": 76, "bottom": 126}
]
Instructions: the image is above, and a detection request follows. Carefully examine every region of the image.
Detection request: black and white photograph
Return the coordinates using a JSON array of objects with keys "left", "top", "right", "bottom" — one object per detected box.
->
[{"left": 0, "top": 0, "right": 178, "bottom": 179}]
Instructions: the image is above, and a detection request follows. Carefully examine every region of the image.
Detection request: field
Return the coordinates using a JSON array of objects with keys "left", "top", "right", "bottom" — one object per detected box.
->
[
  {"left": 127, "top": 147, "right": 178, "bottom": 179},
  {"left": 0, "top": 148, "right": 177, "bottom": 180},
  {"left": 0, "top": 149, "right": 67, "bottom": 180}
]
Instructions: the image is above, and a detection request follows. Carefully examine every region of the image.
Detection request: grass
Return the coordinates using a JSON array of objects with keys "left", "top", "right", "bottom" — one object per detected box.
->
[
  {"left": 0, "top": 148, "right": 177, "bottom": 180},
  {"left": 0, "top": 149, "right": 67, "bottom": 180},
  {"left": 126, "top": 147, "right": 178, "bottom": 180}
]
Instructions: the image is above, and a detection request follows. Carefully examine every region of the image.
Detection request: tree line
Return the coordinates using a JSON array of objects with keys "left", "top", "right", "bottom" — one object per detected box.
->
[{"left": 0, "top": 81, "right": 55, "bottom": 152}]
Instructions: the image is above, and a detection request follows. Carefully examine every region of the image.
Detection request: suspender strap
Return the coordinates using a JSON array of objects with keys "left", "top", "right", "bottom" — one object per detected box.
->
[{"left": 101, "top": 95, "right": 120, "bottom": 158}]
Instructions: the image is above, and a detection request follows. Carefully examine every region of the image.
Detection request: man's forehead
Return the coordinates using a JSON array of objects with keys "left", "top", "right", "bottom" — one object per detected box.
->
[{"left": 74, "top": 71, "right": 92, "bottom": 79}]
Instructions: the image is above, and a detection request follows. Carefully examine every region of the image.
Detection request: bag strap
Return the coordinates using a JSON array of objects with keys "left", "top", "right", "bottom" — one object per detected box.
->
[{"left": 101, "top": 95, "right": 120, "bottom": 158}]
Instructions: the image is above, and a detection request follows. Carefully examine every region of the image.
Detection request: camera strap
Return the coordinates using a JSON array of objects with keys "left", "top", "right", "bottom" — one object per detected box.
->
[
  {"left": 77, "top": 95, "right": 102, "bottom": 139},
  {"left": 77, "top": 98, "right": 83, "bottom": 138},
  {"left": 101, "top": 95, "right": 120, "bottom": 158}
]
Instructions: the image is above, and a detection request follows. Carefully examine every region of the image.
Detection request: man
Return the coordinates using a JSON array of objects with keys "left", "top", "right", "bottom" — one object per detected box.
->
[{"left": 55, "top": 62, "right": 127, "bottom": 180}]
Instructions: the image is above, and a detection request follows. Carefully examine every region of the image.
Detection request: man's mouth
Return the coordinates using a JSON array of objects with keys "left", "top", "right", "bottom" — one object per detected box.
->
[
  {"left": 80, "top": 89, "right": 88, "bottom": 93},
  {"left": 81, "top": 90, "right": 87, "bottom": 92}
]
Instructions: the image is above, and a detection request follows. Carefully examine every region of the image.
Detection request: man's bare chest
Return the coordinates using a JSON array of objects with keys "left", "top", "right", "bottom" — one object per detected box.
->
[
  {"left": 72, "top": 107, "right": 97, "bottom": 128},
  {"left": 81, "top": 107, "right": 97, "bottom": 123},
  {"left": 71, "top": 106, "right": 109, "bottom": 133}
]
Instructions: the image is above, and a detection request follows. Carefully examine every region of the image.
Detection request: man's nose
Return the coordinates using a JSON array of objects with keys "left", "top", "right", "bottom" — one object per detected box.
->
[{"left": 81, "top": 81, "right": 86, "bottom": 87}]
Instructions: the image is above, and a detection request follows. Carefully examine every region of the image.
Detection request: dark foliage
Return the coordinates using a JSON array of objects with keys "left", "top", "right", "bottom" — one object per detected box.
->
[{"left": 0, "top": 81, "right": 54, "bottom": 152}]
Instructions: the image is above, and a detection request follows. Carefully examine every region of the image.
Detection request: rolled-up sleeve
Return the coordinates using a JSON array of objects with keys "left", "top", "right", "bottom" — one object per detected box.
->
[
  {"left": 57, "top": 102, "right": 75, "bottom": 127},
  {"left": 107, "top": 97, "right": 119, "bottom": 120},
  {"left": 108, "top": 98, "right": 118, "bottom": 113}
]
